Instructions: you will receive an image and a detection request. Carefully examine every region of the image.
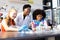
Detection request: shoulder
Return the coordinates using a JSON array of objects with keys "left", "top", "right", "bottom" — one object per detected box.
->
[
  {"left": 16, "top": 12, "right": 23, "bottom": 19},
  {"left": 44, "top": 19, "right": 47, "bottom": 22},
  {"left": 43, "top": 19, "right": 48, "bottom": 25},
  {"left": 29, "top": 12, "right": 32, "bottom": 16},
  {"left": 2, "top": 19, "right": 8, "bottom": 24},
  {"left": 17, "top": 12, "right": 23, "bottom": 16},
  {"left": 32, "top": 20, "right": 37, "bottom": 23},
  {"left": 43, "top": 19, "right": 46, "bottom": 21}
]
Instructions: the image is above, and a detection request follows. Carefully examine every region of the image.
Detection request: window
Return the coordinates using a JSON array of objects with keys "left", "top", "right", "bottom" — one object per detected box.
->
[
  {"left": 45, "top": 9, "right": 52, "bottom": 20},
  {"left": 53, "top": 8, "right": 60, "bottom": 24},
  {"left": 57, "top": 0, "right": 60, "bottom": 6}
]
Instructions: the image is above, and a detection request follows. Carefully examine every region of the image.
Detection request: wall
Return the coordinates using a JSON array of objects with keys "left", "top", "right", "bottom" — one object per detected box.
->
[{"left": 0, "top": 0, "right": 43, "bottom": 18}]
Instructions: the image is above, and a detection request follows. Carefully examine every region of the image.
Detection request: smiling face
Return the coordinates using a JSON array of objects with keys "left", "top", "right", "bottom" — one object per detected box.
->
[
  {"left": 36, "top": 14, "right": 43, "bottom": 21},
  {"left": 9, "top": 9, "right": 17, "bottom": 19},
  {"left": 23, "top": 7, "right": 31, "bottom": 15}
]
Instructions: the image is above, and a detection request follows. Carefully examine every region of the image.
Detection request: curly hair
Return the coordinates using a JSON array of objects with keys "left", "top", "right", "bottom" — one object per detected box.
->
[
  {"left": 5, "top": 8, "right": 17, "bottom": 26},
  {"left": 32, "top": 9, "right": 46, "bottom": 20}
]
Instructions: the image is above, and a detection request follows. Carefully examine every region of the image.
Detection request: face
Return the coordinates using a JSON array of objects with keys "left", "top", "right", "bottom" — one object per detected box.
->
[
  {"left": 36, "top": 14, "right": 43, "bottom": 21},
  {"left": 0, "top": 19, "right": 2, "bottom": 23},
  {"left": 9, "top": 10, "right": 17, "bottom": 19},
  {"left": 24, "top": 7, "right": 31, "bottom": 15}
]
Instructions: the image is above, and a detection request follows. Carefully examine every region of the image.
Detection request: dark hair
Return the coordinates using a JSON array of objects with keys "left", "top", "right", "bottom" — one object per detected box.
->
[
  {"left": 23, "top": 4, "right": 31, "bottom": 11},
  {"left": 32, "top": 9, "right": 46, "bottom": 20},
  {"left": 0, "top": 17, "right": 3, "bottom": 20}
]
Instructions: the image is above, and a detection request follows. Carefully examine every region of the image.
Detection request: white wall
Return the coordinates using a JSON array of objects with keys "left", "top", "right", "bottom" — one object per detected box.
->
[{"left": 0, "top": 0, "right": 43, "bottom": 18}]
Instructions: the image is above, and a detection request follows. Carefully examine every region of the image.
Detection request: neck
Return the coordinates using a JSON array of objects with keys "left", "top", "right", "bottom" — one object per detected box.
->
[
  {"left": 36, "top": 19, "right": 40, "bottom": 21},
  {"left": 23, "top": 12, "right": 27, "bottom": 16}
]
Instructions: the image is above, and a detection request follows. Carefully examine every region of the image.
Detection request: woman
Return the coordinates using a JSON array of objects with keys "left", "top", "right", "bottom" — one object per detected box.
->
[{"left": 1, "top": 8, "right": 19, "bottom": 32}]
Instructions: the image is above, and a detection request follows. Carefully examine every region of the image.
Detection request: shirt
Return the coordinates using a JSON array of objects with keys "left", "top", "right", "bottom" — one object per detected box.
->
[{"left": 15, "top": 12, "right": 32, "bottom": 28}]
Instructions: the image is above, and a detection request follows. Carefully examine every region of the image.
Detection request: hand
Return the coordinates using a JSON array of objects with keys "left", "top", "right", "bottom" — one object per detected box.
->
[{"left": 29, "top": 22, "right": 34, "bottom": 27}]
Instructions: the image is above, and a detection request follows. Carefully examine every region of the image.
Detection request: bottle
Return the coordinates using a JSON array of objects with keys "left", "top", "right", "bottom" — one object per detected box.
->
[{"left": 39, "top": 22, "right": 45, "bottom": 31}]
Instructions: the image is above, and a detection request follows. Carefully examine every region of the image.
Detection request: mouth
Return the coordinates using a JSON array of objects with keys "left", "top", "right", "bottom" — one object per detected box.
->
[{"left": 13, "top": 16, "right": 16, "bottom": 19}]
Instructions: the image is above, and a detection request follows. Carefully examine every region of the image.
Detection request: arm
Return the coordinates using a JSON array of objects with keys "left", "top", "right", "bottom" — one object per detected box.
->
[
  {"left": 14, "top": 14, "right": 20, "bottom": 26},
  {"left": 28, "top": 14, "right": 33, "bottom": 28},
  {"left": 2, "top": 19, "right": 18, "bottom": 32}
]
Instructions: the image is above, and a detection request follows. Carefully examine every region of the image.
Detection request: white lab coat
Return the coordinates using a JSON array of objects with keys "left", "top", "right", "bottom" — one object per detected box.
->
[{"left": 15, "top": 12, "right": 32, "bottom": 28}]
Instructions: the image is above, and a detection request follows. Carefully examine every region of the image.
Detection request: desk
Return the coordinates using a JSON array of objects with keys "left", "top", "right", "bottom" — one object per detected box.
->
[{"left": 0, "top": 31, "right": 60, "bottom": 40}]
